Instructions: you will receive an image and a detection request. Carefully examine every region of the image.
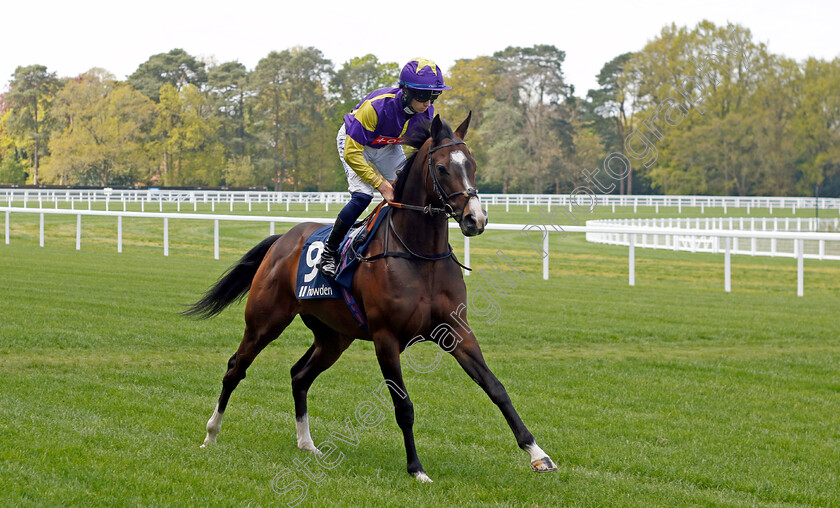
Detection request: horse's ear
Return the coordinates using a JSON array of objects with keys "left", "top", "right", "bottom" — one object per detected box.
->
[
  {"left": 455, "top": 111, "right": 472, "bottom": 140},
  {"left": 431, "top": 114, "right": 444, "bottom": 143}
]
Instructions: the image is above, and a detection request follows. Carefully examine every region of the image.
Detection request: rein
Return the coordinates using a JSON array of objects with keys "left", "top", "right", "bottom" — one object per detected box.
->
[{"left": 347, "top": 209, "right": 471, "bottom": 271}]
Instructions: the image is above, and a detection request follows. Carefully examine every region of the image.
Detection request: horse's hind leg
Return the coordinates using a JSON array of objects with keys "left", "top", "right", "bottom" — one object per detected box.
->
[
  {"left": 201, "top": 308, "right": 296, "bottom": 447},
  {"left": 290, "top": 315, "right": 354, "bottom": 453}
]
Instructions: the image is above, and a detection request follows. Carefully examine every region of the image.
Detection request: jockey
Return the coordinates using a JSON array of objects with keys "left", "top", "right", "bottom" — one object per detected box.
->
[{"left": 317, "top": 58, "right": 452, "bottom": 278}]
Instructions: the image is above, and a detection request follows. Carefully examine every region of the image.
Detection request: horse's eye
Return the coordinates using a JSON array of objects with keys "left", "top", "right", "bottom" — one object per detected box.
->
[{"left": 436, "top": 164, "right": 448, "bottom": 174}]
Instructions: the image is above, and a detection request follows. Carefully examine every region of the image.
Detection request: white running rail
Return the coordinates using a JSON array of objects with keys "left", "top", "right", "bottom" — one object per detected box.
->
[
  {"left": 2, "top": 188, "right": 839, "bottom": 214},
  {"left": 4, "top": 207, "right": 839, "bottom": 296}
]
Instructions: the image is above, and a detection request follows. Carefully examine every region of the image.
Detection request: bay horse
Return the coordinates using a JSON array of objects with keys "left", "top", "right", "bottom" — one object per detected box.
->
[{"left": 186, "top": 113, "right": 557, "bottom": 482}]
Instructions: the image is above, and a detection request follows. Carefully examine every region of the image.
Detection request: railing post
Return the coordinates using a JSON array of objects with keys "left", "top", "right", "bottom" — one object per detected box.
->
[
  {"left": 797, "top": 238, "right": 804, "bottom": 297},
  {"left": 464, "top": 236, "right": 470, "bottom": 277},
  {"left": 164, "top": 218, "right": 169, "bottom": 256},
  {"left": 118, "top": 216, "right": 123, "bottom": 253},
  {"left": 4, "top": 210, "right": 9, "bottom": 244},
  {"left": 629, "top": 233, "right": 635, "bottom": 286},
  {"left": 214, "top": 219, "right": 220, "bottom": 260},
  {"left": 542, "top": 233, "right": 549, "bottom": 280},
  {"left": 725, "top": 236, "right": 731, "bottom": 293},
  {"left": 76, "top": 214, "right": 82, "bottom": 250},
  {"left": 39, "top": 213, "right": 44, "bottom": 247}
]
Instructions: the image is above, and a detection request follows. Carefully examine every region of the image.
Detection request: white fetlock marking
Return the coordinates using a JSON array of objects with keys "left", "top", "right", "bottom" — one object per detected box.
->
[
  {"left": 202, "top": 403, "right": 223, "bottom": 447},
  {"left": 296, "top": 414, "right": 320, "bottom": 454},
  {"left": 526, "top": 442, "right": 557, "bottom": 471},
  {"left": 525, "top": 443, "right": 547, "bottom": 462},
  {"left": 413, "top": 472, "right": 433, "bottom": 483}
]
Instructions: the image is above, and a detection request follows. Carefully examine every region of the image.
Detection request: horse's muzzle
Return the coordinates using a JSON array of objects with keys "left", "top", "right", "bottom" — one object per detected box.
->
[{"left": 461, "top": 209, "right": 487, "bottom": 237}]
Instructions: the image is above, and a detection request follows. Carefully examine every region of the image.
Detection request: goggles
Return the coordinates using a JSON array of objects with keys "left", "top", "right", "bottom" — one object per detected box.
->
[{"left": 408, "top": 89, "right": 442, "bottom": 103}]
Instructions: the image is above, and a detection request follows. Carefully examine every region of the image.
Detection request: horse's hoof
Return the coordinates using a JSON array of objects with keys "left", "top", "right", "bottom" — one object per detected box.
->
[
  {"left": 297, "top": 441, "right": 321, "bottom": 455},
  {"left": 201, "top": 436, "right": 216, "bottom": 448},
  {"left": 412, "top": 471, "right": 433, "bottom": 483},
  {"left": 531, "top": 456, "right": 557, "bottom": 472}
]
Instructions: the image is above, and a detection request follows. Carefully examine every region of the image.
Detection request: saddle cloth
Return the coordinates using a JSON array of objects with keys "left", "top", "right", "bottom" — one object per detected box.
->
[{"left": 294, "top": 205, "right": 390, "bottom": 328}]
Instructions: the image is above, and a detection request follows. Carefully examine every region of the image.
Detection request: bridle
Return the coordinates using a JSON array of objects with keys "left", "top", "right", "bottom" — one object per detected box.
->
[
  {"left": 427, "top": 140, "right": 479, "bottom": 220},
  {"left": 388, "top": 139, "right": 479, "bottom": 223},
  {"left": 353, "top": 138, "right": 477, "bottom": 271}
]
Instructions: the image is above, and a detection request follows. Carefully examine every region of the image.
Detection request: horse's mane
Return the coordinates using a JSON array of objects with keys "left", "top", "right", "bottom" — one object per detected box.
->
[{"left": 393, "top": 118, "right": 455, "bottom": 201}]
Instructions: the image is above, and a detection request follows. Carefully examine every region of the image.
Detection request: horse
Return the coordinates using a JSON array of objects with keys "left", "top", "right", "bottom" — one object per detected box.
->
[{"left": 185, "top": 113, "right": 557, "bottom": 482}]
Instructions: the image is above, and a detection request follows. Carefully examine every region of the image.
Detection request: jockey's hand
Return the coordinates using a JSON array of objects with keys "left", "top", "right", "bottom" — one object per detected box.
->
[{"left": 377, "top": 180, "right": 395, "bottom": 203}]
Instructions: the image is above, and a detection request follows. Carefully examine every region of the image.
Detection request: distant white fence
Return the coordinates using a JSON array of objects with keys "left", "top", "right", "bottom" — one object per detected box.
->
[
  {"left": 3, "top": 207, "right": 839, "bottom": 296},
  {"left": 587, "top": 217, "right": 840, "bottom": 261},
  {"left": 2, "top": 188, "right": 840, "bottom": 214}
]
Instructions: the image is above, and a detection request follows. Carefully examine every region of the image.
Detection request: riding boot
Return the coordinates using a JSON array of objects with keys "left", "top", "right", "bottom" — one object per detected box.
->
[{"left": 317, "top": 217, "right": 352, "bottom": 278}]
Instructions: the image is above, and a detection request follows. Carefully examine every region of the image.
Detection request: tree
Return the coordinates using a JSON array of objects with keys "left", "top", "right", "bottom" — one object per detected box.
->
[
  {"left": 251, "top": 46, "right": 333, "bottom": 190},
  {"left": 223, "top": 155, "right": 256, "bottom": 187},
  {"left": 128, "top": 48, "right": 208, "bottom": 102},
  {"left": 152, "top": 83, "right": 225, "bottom": 186},
  {"left": 45, "top": 69, "right": 155, "bottom": 186},
  {"left": 207, "top": 61, "right": 251, "bottom": 159},
  {"left": 4, "top": 65, "right": 59, "bottom": 184},
  {"left": 476, "top": 99, "right": 528, "bottom": 193},
  {"left": 434, "top": 56, "right": 505, "bottom": 174},
  {"left": 493, "top": 45, "right": 574, "bottom": 193},
  {"left": 587, "top": 52, "right": 634, "bottom": 194},
  {"left": 434, "top": 56, "right": 504, "bottom": 127},
  {"left": 623, "top": 21, "right": 774, "bottom": 195},
  {"left": 0, "top": 105, "right": 29, "bottom": 184},
  {"left": 0, "top": 156, "right": 26, "bottom": 184},
  {"left": 331, "top": 55, "right": 398, "bottom": 115},
  {"left": 791, "top": 57, "right": 840, "bottom": 196}
]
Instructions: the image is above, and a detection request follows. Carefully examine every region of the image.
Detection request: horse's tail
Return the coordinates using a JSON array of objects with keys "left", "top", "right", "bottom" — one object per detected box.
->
[{"left": 182, "top": 234, "right": 283, "bottom": 319}]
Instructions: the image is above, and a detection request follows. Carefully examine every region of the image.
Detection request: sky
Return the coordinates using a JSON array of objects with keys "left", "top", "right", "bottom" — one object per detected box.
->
[{"left": 2, "top": 0, "right": 839, "bottom": 97}]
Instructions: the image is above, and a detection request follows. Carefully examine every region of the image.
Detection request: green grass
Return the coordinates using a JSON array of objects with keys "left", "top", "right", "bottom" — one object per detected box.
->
[{"left": 1, "top": 204, "right": 839, "bottom": 507}]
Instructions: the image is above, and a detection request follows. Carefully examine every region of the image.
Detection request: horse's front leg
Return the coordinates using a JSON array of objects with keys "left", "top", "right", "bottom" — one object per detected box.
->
[
  {"left": 450, "top": 334, "right": 557, "bottom": 472},
  {"left": 373, "top": 335, "right": 431, "bottom": 482}
]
